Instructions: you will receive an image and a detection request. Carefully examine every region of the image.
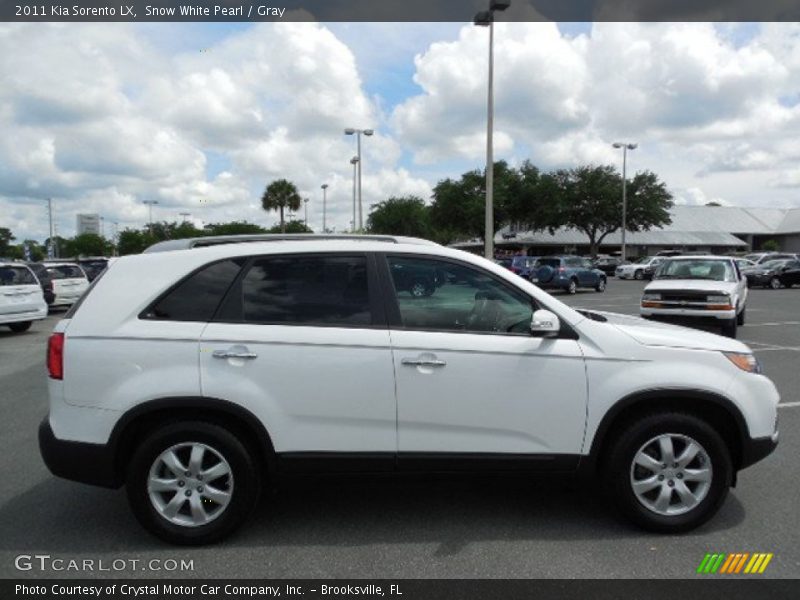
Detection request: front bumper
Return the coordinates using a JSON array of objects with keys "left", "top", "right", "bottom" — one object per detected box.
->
[
  {"left": 640, "top": 307, "right": 735, "bottom": 321},
  {"left": 740, "top": 431, "right": 779, "bottom": 470},
  {"left": 38, "top": 417, "right": 121, "bottom": 488}
]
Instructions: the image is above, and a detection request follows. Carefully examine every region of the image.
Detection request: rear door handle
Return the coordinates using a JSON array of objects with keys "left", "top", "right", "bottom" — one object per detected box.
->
[
  {"left": 212, "top": 348, "right": 258, "bottom": 360},
  {"left": 401, "top": 355, "right": 447, "bottom": 367}
]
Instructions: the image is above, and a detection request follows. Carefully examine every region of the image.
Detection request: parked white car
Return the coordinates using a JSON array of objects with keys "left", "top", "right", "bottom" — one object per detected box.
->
[
  {"left": 615, "top": 256, "right": 665, "bottom": 280},
  {"left": 39, "top": 236, "right": 779, "bottom": 544},
  {"left": 641, "top": 256, "right": 748, "bottom": 338},
  {"left": 0, "top": 261, "right": 48, "bottom": 332},
  {"left": 43, "top": 262, "right": 89, "bottom": 307}
]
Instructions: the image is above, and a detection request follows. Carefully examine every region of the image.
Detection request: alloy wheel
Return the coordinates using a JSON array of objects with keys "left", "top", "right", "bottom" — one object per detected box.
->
[{"left": 629, "top": 433, "right": 712, "bottom": 516}]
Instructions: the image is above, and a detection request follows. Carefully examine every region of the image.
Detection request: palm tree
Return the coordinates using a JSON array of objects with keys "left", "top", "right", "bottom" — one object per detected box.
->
[{"left": 261, "top": 179, "right": 303, "bottom": 233}]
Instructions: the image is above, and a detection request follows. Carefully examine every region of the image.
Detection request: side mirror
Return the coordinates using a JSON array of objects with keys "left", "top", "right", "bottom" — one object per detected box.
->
[{"left": 531, "top": 309, "right": 560, "bottom": 338}]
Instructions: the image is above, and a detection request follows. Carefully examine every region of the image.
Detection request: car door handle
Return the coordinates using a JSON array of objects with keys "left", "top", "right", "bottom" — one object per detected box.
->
[
  {"left": 212, "top": 349, "right": 258, "bottom": 360},
  {"left": 401, "top": 356, "right": 447, "bottom": 367}
]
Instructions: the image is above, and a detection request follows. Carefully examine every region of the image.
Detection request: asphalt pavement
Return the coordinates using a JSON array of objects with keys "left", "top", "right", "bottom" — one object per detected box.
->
[{"left": 0, "top": 280, "right": 797, "bottom": 579}]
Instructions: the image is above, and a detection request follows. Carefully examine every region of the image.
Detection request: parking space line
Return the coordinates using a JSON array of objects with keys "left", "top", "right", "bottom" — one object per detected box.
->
[
  {"left": 747, "top": 321, "right": 800, "bottom": 327},
  {"left": 778, "top": 401, "right": 800, "bottom": 408}
]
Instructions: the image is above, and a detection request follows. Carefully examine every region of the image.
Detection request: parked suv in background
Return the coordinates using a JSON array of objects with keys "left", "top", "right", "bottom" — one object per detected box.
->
[
  {"left": 0, "top": 261, "right": 47, "bottom": 332},
  {"left": 510, "top": 255, "right": 539, "bottom": 279},
  {"left": 641, "top": 256, "right": 748, "bottom": 338},
  {"left": 744, "top": 258, "right": 800, "bottom": 289},
  {"left": 40, "top": 236, "right": 779, "bottom": 544},
  {"left": 531, "top": 256, "right": 606, "bottom": 293},
  {"left": 42, "top": 262, "right": 89, "bottom": 307}
]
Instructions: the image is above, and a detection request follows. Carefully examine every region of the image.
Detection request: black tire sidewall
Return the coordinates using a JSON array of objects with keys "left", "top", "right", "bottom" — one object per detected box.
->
[
  {"left": 605, "top": 413, "right": 732, "bottom": 533},
  {"left": 9, "top": 321, "right": 32, "bottom": 332},
  {"left": 126, "top": 421, "right": 260, "bottom": 545}
]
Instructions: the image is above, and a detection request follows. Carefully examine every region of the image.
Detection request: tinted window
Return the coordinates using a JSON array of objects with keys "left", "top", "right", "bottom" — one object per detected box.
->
[
  {"left": 143, "top": 258, "right": 245, "bottom": 322},
  {"left": 536, "top": 258, "right": 561, "bottom": 268},
  {"left": 233, "top": 255, "right": 372, "bottom": 326},
  {"left": 388, "top": 256, "right": 534, "bottom": 334},
  {"left": 46, "top": 265, "right": 85, "bottom": 279},
  {"left": 0, "top": 266, "right": 36, "bottom": 285}
]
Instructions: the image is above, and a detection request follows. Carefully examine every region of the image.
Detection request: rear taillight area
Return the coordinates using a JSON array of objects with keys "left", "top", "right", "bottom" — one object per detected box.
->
[{"left": 47, "top": 333, "right": 64, "bottom": 379}]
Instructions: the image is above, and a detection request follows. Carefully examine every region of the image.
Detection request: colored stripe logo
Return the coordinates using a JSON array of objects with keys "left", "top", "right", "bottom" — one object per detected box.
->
[{"left": 697, "top": 553, "right": 773, "bottom": 574}]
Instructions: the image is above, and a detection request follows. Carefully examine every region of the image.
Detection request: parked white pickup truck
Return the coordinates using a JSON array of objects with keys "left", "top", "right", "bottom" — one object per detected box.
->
[{"left": 640, "top": 256, "right": 748, "bottom": 338}]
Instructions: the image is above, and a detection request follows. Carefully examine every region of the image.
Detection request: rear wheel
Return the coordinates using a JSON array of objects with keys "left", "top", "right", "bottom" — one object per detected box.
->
[
  {"left": 566, "top": 279, "right": 578, "bottom": 294},
  {"left": 604, "top": 412, "right": 732, "bottom": 533},
  {"left": 126, "top": 421, "right": 261, "bottom": 545},
  {"left": 8, "top": 321, "right": 32, "bottom": 333},
  {"left": 595, "top": 278, "right": 606, "bottom": 293},
  {"left": 769, "top": 276, "right": 781, "bottom": 290},
  {"left": 634, "top": 270, "right": 644, "bottom": 280}
]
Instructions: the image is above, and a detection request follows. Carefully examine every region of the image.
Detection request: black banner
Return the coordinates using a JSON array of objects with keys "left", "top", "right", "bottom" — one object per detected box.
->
[
  {"left": 3, "top": 579, "right": 800, "bottom": 600},
  {"left": 2, "top": 0, "right": 800, "bottom": 23}
]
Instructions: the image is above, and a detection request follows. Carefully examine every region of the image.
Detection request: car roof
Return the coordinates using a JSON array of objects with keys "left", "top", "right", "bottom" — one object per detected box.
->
[
  {"left": 661, "top": 255, "right": 734, "bottom": 260},
  {"left": 0, "top": 261, "right": 34, "bottom": 268},
  {"left": 144, "top": 234, "right": 439, "bottom": 253}
]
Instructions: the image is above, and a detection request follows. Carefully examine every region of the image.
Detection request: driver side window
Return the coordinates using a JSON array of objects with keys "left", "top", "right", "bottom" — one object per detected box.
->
[{"left": 386, "top": 256, "right": 534, "bottom": 334}]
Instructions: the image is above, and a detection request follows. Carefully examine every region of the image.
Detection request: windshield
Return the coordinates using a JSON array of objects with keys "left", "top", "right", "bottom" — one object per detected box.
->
[
  {"left": 654, "top": 259, "right": 736, "bottom": 281},
  {"left": 46, "top": 265, "right": 86, "bottom": 280},
  {"left": 635, "top": 256, "right": 654, "bottom": 264}
]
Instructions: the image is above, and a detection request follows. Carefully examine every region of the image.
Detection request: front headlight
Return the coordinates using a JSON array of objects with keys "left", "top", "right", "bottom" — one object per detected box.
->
[
  {"left": 723, "top": 352, "right": 762, "bottom": 374},
  {"left": 642, "top": 293, "right": 661, "bottom": 301},
  {"left": 707, "top": 294, "right": 730, "bottom": 303}
]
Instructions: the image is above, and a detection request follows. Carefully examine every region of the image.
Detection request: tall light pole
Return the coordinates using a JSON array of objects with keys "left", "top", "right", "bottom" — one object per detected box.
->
[
  {"left": 143, "top": 200, "right": 158, "bottom": 237},
  {"left": 349, "top": 156, "right": 359, "bottom": 233},
  {"left": 344, "top": 128, "right": 374, "bottom": 231},
  {"left": 475, "top": 0, "right": 510, "bottom": 259},
  {"left": 321, "top": 183, "right": 329, "bottom": 233},
  {"left": 46, "top": 198, "right": 54, "bottom": 258},
  {"left": 179, "top": 212, "right": 191, "bottom": 223},
  {"left": 113, "top": 221, "right": 119, "bottom": 256},
  {"left": 612, "top": 142, "right": 637, "bottom": 263},
  {"left": 303, "top": 197, "right": 309, "bottom": 229}
]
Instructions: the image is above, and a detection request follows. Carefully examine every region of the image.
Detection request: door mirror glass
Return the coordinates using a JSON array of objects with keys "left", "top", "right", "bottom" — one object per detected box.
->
[{"left": 531, "top": 309, "right": 560, "bottom": 337}]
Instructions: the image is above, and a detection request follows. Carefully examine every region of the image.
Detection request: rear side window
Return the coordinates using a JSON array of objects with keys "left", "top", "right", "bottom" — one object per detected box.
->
[
  {"left": 0, "top": 266, "right": 36, "bottom": 285},
  {"left": 46, "top": 265, "right": 85, "bottom": 279},
  {"left": 536, "top": 258, "right": 561, "bottom": 268},
  {"left": 142, "top": 258, "right": 245, "bottom": 322},
  {"left": 219, "top": 255, "right": 372, "bottom": 327}
]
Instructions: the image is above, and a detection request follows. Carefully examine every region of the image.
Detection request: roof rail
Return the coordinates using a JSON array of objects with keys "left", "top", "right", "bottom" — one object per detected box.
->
[{"left": 143, "top": 233, "right": 438, "bottom": 253}]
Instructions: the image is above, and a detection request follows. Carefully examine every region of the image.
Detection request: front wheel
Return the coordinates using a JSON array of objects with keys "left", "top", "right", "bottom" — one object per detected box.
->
[
  {"left": 595, "top": 278, "right": 606, "bottom": 293},
  {"left": 736, "top": 306, "right": 746, "bottom": 326},
  {"left": 634, "top": 270, "right": 644, "bottom": 280},
  {"left": 721, "top": 317, "right": 738, "bottom": 338},
  {"left": 769, "top": 276, "right": 781, "bottom": 290},
  {"left": 8, "top": 321, "right": 32, "bottom": 332},
  {"left": 126, "top": 421, "right": 261, "bottom": 545},
  {"left": 604, "top": 412, "right": 732, "bottom": 533}
]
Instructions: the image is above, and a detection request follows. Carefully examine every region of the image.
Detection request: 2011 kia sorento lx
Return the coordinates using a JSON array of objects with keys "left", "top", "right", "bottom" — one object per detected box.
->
[{"left": 39, "top": 236, "right": 780, "bottom": 545}]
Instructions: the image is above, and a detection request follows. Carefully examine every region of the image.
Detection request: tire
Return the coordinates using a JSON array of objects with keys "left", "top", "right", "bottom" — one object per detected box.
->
[
  {"left": 736, "top": 306, "right": 745, "bottom": 326},
  {"left": 566, "top": 279, "right": 578, "bottom": 294},
  {"left": 126, "top": 421, "right": 261, "bottom": 545},
  {"left": 8, "top": 321, "right": 32, "bottom": 333},
  {"left": 769, "top": 276, "right": 781, "bottom": 290},
  {"left": 604, "top": 412, "right": 732, "bottom": 533},
  {"left": 595, "top": 278, "right": 606, "bottom": 293},
  {"left": 634, "top": 270, "right": 644, "bottom": 280},
  {"left": 721, "top": 317, "right": 737, "bottom": 338}
]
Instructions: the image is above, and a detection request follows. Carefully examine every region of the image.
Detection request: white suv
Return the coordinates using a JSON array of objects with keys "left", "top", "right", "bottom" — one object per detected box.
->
[
  {"left": 39, "top": 237, "right": 780, "bottom": 544},
  {"left": 0, "top": 261, "right": 47, "bottom": 332}
]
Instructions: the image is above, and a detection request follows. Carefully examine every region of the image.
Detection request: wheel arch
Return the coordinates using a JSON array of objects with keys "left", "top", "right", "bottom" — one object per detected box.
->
[
  {"left": 109, "top": 396, "right": 277, "bottom": 482},
  {"left": 582, "top": 389, "right": 748, "bottom": 476}
]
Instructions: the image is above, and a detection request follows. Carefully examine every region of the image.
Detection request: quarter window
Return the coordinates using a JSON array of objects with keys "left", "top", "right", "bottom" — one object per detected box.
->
[
  {"left": 387, "top": 256, "right": 534, "bottom": 334},
  {"left": 0, "top": 266, "right": 36, "bottom": 285},
  {"left": 143, "top": 258, "right": 245, "bottom": 322},
  {"left": 231, "top": 255, "right": 372, "bottom": 326}
]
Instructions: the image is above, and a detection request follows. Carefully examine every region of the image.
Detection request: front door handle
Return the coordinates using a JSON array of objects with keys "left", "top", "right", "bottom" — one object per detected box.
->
[
  {"left": 212, "top": 348, "right": 258, "bottom": 360},
  {"left": 401, "top": 355, "right": 447, "bottom": 367}
]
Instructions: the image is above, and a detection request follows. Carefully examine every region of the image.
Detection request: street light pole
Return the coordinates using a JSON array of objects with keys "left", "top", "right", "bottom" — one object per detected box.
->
[
  {"left": 304, "top": 197, "right": 309, "bottom": 229},
  {"left": 612, "top": 142, "right": 637, "bottom": 263},
  {"left": 344, "top": 128, "right": 374, "bottom": 231},
  {"left": 474, "top": 0, "right": 510, "bottom": 260},
  {"left": 143, "top": 200, "right": 159, "bottom": 237},
  {"left": 349, "top": 156, "right": 359, "bottom": 233},
  {"left": 321, "top": 183, "right": 329, "bottom": 233},
  {"left": 179, "top": 212, "right": 191, "bottom": 223}
]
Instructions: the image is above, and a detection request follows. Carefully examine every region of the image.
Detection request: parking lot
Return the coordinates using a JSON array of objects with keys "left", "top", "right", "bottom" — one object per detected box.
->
[{"left": 0, "top": 278, "right": 797, "bottom": 579}]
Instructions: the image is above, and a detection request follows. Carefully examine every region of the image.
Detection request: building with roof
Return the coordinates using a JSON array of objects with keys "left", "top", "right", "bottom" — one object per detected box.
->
[{"left": 455, "top": 206, "right": 800, "bottom": 257}]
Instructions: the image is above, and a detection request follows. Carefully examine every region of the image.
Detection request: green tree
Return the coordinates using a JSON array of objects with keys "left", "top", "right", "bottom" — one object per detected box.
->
[
  {"left": 117, "top": 229, "right": 151, "bottom": 255},
  {"left": 0, "top": 227, "right": 15, "bottom": 257},
  {"left": 267, "top": 220, "right": 312, "bottom": 234},
  {"left": 761, "top": 239, "right": 780, "bottom": 252},
  {"left": 65, "top": 233, "right": 111, "bottom": 257},
  {"left": 261, "top": 179, "right": 302, "bottom": 233},
  {"left": 540, "top": 165, "right": 673, "bottom": 257},
  {"left": 204, "top": 221, "right": 268, "bottom": 236},
  {"left": 367, "top": 196, "right": 431, "bottom": 238}
]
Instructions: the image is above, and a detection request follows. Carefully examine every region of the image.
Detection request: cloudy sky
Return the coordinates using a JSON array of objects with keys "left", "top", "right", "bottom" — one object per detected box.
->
[{"left": 2, "top": 21, "right": 800, "bottom": 241}]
